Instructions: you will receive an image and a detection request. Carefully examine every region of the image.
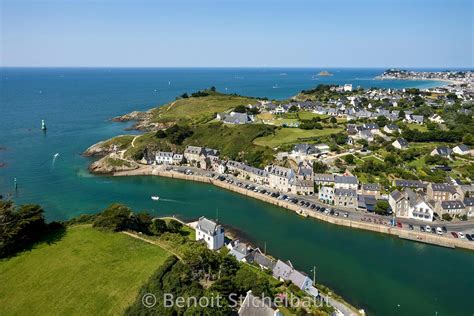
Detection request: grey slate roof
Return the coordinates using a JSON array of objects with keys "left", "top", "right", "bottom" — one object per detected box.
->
[
  {"left": 334, "top": 175, "right": 358, "bottom": 184},
  {"left": 362, "top": 183, "right": 381, "bottom": 191},
  {"left": 394, "top": 179, "right": 427, "bottom": 189},
  {"left": 196, "top": 217, "right": 221, "bottom": 236},
  {"left": 238, "top": 291, "right": 279, "bottom": 316},
  {"left": 334, "top": 188, "right": 357, "bottom": 197},
  {"left": 440, "top": 200, "right": 465, "bottom": 209}
]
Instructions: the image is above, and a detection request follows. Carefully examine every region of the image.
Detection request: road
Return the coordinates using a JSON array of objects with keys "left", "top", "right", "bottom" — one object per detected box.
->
[{"left": 165, "top": 165, "right": 474, "bottom": 242}]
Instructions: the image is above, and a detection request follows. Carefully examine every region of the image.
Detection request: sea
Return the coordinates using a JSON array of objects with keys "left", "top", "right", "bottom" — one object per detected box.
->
[{"left": 0, "top": 67, "right": 473, "bottom": 315}]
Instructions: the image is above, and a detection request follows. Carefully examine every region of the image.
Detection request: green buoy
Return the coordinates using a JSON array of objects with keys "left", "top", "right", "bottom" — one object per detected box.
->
[{"left": 41, "top": 119, "right": 47, "bottom": 131}]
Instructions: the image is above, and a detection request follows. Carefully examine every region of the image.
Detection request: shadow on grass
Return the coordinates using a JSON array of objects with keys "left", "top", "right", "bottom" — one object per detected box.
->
[{"left": 1, "top": 226, "right": 67, "bottom": 260}]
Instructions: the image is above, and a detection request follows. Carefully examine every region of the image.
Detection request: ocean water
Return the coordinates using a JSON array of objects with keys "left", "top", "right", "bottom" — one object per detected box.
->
[{"left": 1, "top": 68, "right": 472, "bottom": 315}]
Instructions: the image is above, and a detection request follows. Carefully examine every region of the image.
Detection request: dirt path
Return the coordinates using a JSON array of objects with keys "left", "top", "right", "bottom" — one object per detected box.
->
[{"left": 122, "top": 231, "right": 183, "bottom": 260}]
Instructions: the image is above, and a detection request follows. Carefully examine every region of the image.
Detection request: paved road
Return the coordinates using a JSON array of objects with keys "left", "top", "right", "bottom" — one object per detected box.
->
[{"left": 165, "top": 165, "right": 474, "bottom": 241}]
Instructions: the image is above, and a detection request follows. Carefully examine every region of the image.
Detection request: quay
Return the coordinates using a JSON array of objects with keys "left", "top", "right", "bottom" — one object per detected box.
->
[{"left": 113, "top": 165, "right": 474, "bottom": 251}]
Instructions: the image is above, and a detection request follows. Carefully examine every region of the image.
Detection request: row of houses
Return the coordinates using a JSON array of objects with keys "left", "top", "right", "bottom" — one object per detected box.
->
[
  {"left": 195, "top": 216, "right": 318, "bottom": 314},
  {"left": 226, "top": 240, "right": 316, "bottom": 294},
  {"left": 389, "top": 182, "right": 474, "bottom": 221}
]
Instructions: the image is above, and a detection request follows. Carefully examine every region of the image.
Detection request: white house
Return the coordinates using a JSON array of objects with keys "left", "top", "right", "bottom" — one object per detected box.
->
[
  {"left": 155, "top": 151, "right": 174, "bottom": 164},
  {"left": 318, "top": 186, "right": 334, "bottom": 203},
  {"left": 195, "top": 217, "right": 225, "bottom": 250},
  {"left": 452, "top": 144, "right": 471, "bottom": 156},
  {"left": 343, "top": 84, "right": 353, "bottom": 92},
  {"left": 392, "top": 138, "right": 409, "bottom": 150},
  {"left": 389, "top": 189, "right": 434, "bottom": 222}
]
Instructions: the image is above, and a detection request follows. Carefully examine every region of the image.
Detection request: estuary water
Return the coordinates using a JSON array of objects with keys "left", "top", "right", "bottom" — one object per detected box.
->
[{"left": 0, "top": 68, "right": 472, "bottom": 315}]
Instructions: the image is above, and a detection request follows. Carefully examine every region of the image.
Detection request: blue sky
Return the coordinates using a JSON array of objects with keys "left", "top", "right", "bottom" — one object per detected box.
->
[{"left": 1, "top": 0, "right": 472, "bottom": 67}]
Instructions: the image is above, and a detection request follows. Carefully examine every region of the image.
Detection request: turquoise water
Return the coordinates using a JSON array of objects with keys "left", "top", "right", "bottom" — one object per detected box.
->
[{"left": 1, "top": 68, "right": 472, "bottom": 315}]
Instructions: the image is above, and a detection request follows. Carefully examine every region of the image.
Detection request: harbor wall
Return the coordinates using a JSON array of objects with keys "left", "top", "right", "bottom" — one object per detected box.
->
[{"left": 114, "top": 169, "right": 474, "bottom": 251}]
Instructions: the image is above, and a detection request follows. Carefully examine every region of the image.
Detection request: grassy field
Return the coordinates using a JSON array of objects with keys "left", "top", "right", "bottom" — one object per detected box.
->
[
  {"left": 183, "top": 123, "right": 276, "bottom": 167},
  {"left": 254, "top": 127, "right": 343, "bottom": 148},
  {"left": 150, "top": 91, "right": 257, "bottom": 124},
  {"left": 0, "top": 225, "right": 170, "bottom": 315}
]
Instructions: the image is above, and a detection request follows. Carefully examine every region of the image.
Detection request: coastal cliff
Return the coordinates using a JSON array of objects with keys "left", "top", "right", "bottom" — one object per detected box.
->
[{"left": 88, "top": 156, "right": 139, "bottom": 174}]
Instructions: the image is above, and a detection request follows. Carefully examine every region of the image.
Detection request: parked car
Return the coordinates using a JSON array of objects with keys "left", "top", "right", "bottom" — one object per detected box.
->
[
  {"left": 408, "top": 224, "right": 414, "bottom": 230},
  {"left": 334, "top": 211, "right": 339, "bottom": 216},
  {"left": 396, "top": 222, "right": 402, "bottom": 228},
  {"left": 420, "top": 226, "right": 425, "bottom": 232},
  {"left": 442, "top": 226, "right": 447, "bottom": 233},
  {"left": 436, "top": 227, "right": 443, "bottom": 235},
  {"left": 343, "top": 212, "right": 349, "bottom": 218},
  {"left": 451, "top": 232, "right": 458, "bottom": 238},
  {"left": 425, "top": 225, "right": 431, "bottom": 233},
  {"left": 466, "top": 234, "right": 473, "bottom": 241},
  {"left": 458, "top": 232, "right": 465, "bottom": 239}
]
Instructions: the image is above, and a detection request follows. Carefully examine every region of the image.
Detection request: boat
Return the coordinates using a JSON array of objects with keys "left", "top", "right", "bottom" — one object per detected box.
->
[{"left": 151, "top": 196, "right": 160, "bottom": 201}]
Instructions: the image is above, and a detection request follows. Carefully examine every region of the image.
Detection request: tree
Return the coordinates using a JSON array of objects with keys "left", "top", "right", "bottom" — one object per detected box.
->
[
  {"left": 167, "top": 219, "right": 183, "bottom": 233},
  {"left": 398, "top": 110, "right": 405, "bottom": 119},
  {"left": 344, "top": 154, "right": 354, "bottom": 165},
  {"left": 150, "top": 218, "right": 167, "bottom": 235},
  {"left": 289, "top": 105, "right": 299, "bottom": 112},
  {"left": 0, "top": 201, "right": 48, "bottom": 258},
  {"left": 376, "top": 115, "right": 388, "bottom": 127},
  {"left": 312, "top": 161, "right": 328, "bottom": 173},
  {"left": 181, "top": 92, "right": 189, "bottom": 98},
  {"left": 329, "top": 117, "right": 337, "bottom": 124},
  {"left": 93, "top": 203, "right": 133, "bottom": 232},
  {"left": 210, "top": 86, "right": 216, "bottom": 92},
  {"left": 374, "top": 200, "right": 390, "bottom": 215},
  {"left": 233, "top": 105, "right": 247, "bottom": 113}
]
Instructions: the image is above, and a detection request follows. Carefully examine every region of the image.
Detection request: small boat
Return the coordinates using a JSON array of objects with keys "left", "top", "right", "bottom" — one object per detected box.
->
[{"left": 151, "top": 196, "right": 160, "bottom": 201}]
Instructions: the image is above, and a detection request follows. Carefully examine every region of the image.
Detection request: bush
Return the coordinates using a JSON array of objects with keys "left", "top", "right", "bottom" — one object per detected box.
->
[
  {"left": 150, "top": 218, "right": 167, "bottom": 235},
  {"left": 442, "top": 213, "right": 452, "bottom": 221}
]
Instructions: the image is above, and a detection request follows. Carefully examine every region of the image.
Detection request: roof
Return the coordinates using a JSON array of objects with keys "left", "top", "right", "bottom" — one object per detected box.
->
[
  {"left": 238, "top": 291, "right": 279, "bottom": 316},
  {"left": 272, "top": 260, "right": 293, "bottom": 280},
  {"left": 245, "top": 250, "right": 275, "bottom": 270},
  {"left": 390, "top": 190, "right": 403, "bottom": 201},
  {"left": 394, "top": 138, "right": 409, "bottom": 147},
  {"left": 287, "top": 269, "right": 310, "bottom": 290},
  {"left": 196, "top": 217, "right": 222, "bottom": 236},
  {"left": 434, "top": 146, "right": 452, "bottom": 156},
  {"left": 266, "top": 165, "right": 294, "bottom": 179},
  {"left": 184, "top": 145, "right": 203, "bottom": 155},
  {"left": 362, "top": 183, "right": 381, "bottom": 191},
  {"left": 394, "top": 179, "right": 427, "bottom": 188},
  {"left": 293, "top": 143, "right": 317, "bottom": 155},
  {"left": 314, "top": 174, "right": 334, "bottom": 182},
  {"left": 223, "top": 112, "right": 252, "bottom": 124},
  {"left": 334, "top": 188, "right": 357, "bottom": 197},
  {"left": 334, "top": 175, "right": 358, "bottom": 184},
  {"left": 430, "top": 183, "right": 456, "bottom": 193},
  {"left": 463, "top": 197, "right": 474, "bottom": 206},
  {"left": 440, "top": 200, "right": 465, "bottom": 209},
  {"left": 156, "top": 151, "right": 174, "bottom": 158},
  {"left": 454, "top": 144, "right": 470, "bottom": 152}
]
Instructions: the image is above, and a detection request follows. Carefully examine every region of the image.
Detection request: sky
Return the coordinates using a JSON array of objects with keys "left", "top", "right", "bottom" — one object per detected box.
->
[{"left": 0, "top": 0, "right": 473, "bottom": 68}]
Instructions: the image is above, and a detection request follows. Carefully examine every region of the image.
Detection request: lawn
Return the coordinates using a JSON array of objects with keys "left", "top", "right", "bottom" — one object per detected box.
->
[
  {"left": 254, "top": 127, "right": 343, "bottom": 148},
  {"left": 150, "top": 91, "right": 257, "bottom": 124},
  {"left": 297, "top": 111, "right": 329, "bottom": 120},
  {"left": 0, "top": 225, "right": 170, "bottom": 315}
]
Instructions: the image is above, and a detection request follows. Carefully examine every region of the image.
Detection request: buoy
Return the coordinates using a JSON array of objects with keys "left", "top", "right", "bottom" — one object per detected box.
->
[
  {"left": 41, "top": 120, "right": 47, "bottom": 131},
  {"left": 14, "top": 178, "right": 18, "bottom": 190}
]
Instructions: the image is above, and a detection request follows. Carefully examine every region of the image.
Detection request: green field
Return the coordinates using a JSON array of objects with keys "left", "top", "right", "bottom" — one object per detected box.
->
[
  {"left": 0, "top": 225, "right": 170, "bottom": 315},
  {"left": 150, "top": 91, "right": 257, "bottom": 124},
  {"left": 254, "top": 127, "right": 343, "bottom": 148}
]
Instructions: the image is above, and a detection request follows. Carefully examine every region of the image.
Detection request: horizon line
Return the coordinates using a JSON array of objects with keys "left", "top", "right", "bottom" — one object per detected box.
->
[{"left": 1, "top": 66, "right": 473, "bottom": 70}]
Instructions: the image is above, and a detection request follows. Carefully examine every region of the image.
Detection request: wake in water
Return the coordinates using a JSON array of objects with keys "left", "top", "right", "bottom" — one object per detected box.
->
[
  {"left": 51, "top": 153, "right": 60, "bottom": 169},
  {"left": 158, "top": 198, "right": 189, "bottom": 204}
]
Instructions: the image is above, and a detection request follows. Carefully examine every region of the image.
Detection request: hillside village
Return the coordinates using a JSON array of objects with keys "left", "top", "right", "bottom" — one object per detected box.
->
[{"left": 90, "top": 70, "right": 473, "bottom": 231}]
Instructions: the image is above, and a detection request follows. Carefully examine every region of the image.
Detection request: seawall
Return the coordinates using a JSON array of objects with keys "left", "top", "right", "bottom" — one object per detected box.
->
[{"left": 113, "top": 168, "right": 474, "bottom": 251}]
